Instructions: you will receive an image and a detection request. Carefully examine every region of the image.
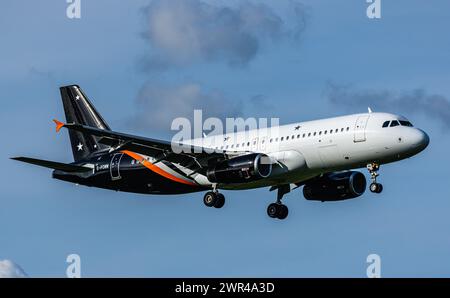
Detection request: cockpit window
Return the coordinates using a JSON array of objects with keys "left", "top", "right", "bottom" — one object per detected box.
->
[
  {"left": 390, "top": 120, "right": 400, "bottom": 127},
  {"left": 383, "top": 119, "right": 413, "bottom": 128},
  {"left": 399, "top": 120, "right": 413, "bottom": 127}
]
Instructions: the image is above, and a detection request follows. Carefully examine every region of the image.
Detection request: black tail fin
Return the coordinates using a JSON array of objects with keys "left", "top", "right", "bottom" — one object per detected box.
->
[{"left": 60, "top": 85, "right": 111, "bottom": 162}]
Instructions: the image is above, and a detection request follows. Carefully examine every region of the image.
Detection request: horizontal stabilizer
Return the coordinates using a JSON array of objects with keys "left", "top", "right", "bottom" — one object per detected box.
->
[
  {"left": 53, "top": 119, "right": 65, "bottom": 133},
  {"left": 11, "top": 157, "right": 92, "bottom": 173}
]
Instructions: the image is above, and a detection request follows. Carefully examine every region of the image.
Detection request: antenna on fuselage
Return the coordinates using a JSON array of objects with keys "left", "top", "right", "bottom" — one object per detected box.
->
[{"left": 368, "top": 107, "right": 373, "bottom": 113}]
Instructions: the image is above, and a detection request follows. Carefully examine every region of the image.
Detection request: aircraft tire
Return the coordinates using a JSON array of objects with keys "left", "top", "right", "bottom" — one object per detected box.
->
[
  {"left": 203, "top": 191, "right": 217, "bottom": 207},
  {"left": 370, "top": 183, "right": 383, "bottom": 194},
  {"left": 277, "top": 205, "right": 289, "bottom": 220},
  {"left": 214, "top": 193, "right": 225, "bottom": 208}
]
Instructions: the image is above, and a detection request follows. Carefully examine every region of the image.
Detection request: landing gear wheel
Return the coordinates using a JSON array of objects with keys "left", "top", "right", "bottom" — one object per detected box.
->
[
  {"left": 376, "top": 184, "right": 383, "bottom": 193},
  {"left": 267, "top": 203, "right": 289, "bottom": 220},
  {"left": 370, "top": 183, "right": 383, "bottom": 194},
  {"left": 278, "top": 205, "right": 289, "bottom": 220},
  {"left": 203, "top": 191, "right": 226, "bottom": 208},
  {"left": 214, "top": 193, "right": 225, "bottom": 208},
  {"left": 267, "top": 203, "right": 279, "bottom": 218},
  {"left": 203, "top": 191, "right": 217, "bottom": 207}
]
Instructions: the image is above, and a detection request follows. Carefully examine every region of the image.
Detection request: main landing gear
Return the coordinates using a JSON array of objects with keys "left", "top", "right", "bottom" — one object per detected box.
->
[
  {"left": 202, "top": 184, "right": 290, "bottom": 220},
  {"left": 367, "top": 162, "right": 383, "bottom": 194},
  {"left": 203, "top": 185, "right": 225, "bottom": 209},
  {"left": 267, "top": 185, "right": 290, "bottom": 220}
]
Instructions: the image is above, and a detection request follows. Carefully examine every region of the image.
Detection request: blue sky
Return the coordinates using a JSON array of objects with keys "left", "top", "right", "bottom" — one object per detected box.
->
[{"left": 1, "top": 0, "right": 450, "bottom": 277}]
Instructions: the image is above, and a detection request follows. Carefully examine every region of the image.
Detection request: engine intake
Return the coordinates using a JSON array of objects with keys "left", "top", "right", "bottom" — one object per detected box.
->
[
  {"left": 207, "top": 153, "right": 272, "bottom": 184},
  {"left": 303, "top": 171, "right": 366, "bottom": 201}
]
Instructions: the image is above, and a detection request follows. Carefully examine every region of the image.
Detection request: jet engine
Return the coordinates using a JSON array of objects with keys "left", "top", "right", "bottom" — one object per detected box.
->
[
  {"left": 207, "top": 153, "right": 272, "bottom": 184},
  {"left": 303, "top": 171, "right": 366, "bottom": 201}
]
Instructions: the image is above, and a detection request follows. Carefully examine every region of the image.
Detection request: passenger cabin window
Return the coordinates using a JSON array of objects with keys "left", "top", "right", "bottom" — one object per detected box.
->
[
  {"left": 390, "top": 120, "right": 400, "bottom": 127},
  {"left": 382, "top": 121, "right": 390, "bottom": 128}
]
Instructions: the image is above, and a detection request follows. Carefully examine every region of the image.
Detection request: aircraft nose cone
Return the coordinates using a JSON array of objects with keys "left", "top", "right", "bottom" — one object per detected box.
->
[{"left": 410, "top": 129, "right": 430, "bottom": 152}]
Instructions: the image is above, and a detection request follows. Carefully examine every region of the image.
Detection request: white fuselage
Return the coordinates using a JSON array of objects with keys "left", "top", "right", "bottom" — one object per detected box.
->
[{"left": 157, "top": 112, "right": 429, "bottom": 190}]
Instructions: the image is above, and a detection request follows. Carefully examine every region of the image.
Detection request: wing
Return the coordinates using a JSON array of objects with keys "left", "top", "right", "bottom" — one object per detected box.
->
[{"left": 55, "top": 120, "right": 236, "bottom": 174}]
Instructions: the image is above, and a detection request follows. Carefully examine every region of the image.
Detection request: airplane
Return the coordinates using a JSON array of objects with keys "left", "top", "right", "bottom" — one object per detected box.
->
[{"left": 12, "top": 85, "right": 430, "bottom": 220}]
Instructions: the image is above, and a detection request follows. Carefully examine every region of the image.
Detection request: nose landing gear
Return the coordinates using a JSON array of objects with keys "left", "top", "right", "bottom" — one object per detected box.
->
[{"left": 367, "top": 163, "right": 383, "bottom": 193}]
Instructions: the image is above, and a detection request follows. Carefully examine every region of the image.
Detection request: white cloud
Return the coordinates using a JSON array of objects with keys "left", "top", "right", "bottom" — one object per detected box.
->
[
  {"left": 0, "top": 260, "right": 28, "bottom": 278},
  {"left": 130, "top": 82, "right": 243, "bottom": 132},
  {"left": 141, "top": 0, "right": 308, "bottom": 70}
]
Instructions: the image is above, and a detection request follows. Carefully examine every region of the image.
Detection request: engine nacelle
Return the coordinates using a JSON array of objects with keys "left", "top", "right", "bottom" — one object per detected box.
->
[
  {"left": 303, "top": 171, "right": 366, "bottom": 201},
  {"left": 207, "top": 153, "right": 272, "bottom": 184}
]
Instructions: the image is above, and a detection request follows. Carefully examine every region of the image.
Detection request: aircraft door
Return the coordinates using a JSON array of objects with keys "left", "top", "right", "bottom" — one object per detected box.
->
[
  {"left": 354, "top": 115, "right": 370, "bottom": 142},
  {"left": 110, "top": 153, "right": 123, "bottom": 180}
]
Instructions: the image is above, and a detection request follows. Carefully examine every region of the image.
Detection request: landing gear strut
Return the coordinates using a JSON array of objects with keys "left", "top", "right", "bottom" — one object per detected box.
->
[
  {"left": 267, "top": 185, "right": 290, "bottom": 220},
  {"left": 203, "top": 185, "right": 225, "bottom": 209},
  {"left": 367, "top": 162, "right": 383, "bottom": 193}
]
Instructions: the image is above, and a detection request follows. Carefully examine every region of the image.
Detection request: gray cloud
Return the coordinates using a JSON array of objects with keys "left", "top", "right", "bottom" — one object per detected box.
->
[
  {"left": 128, "top": 83, "right": 281, "bottom": 134},
  {"left": 0, "top": 260, "right": 28, "bottom": 278},
  {"left": 326, "top": 82, "right": 450, "bottom": 128},
  {"left": 129, "top": 1, "right": 305, "bottom": 132},
  {"left": 140, "top": 0, "right": 308, "bottom": 70},
  {"left": 129, "top": 82, "right": 244, "bottom": 133},
  {"left": 249, "top": 94, "right": 275, "bottom": 112}
]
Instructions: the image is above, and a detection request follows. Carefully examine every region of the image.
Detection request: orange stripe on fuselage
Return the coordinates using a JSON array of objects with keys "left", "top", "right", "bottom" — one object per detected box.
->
[{"left": 121, "top": 150, "right": 197, "bottom": 186}]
